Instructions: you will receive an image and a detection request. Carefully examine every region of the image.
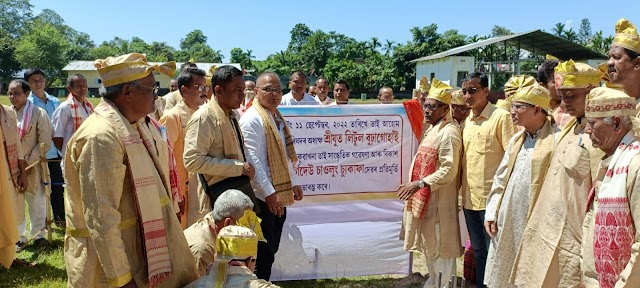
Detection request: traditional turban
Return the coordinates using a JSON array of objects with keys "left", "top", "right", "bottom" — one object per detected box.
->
[
  {"left": 585, "top": 87, "right": 636, "bottom": 118},
  {"left": 215, "top": 225, "right": 258, "bottom": 261},
  {"left": 613, "top": 18, "right": 640, "bottom": 54},
  {"left": 554, "top": 60, "right": 600, "bottom": 89},
  {"left": 512, "top": 84, "right": 551, "bottom": 112},
  {"left": 427, "top": 78, "right": 452, "bottom": 105},
  {"left": 94, "top": 53, "right": 176, "bottom": 87}
]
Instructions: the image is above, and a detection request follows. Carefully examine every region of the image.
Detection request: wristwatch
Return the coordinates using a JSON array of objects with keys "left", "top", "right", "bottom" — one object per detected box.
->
[{"left": 417, "top": 179, "right": 426, "bottom": 189}]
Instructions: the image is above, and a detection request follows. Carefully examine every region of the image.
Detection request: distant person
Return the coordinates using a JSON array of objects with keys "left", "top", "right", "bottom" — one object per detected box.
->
[
  {"left": 308, "top": 85, "right": 318, "bottom": 96},
  {"left": 537, "top": 56, "right": 571, "bottom": 129},
  {"left": 52, "top": 74, "right": 94, "bottom": 158},
  {"left": 204, "top": 66, "right": 217, "bottom": 101},
  {"left": 166, "top": 61, "right": 199, "bottom": 110},
  {"left": 160, "top": 67, "right": 208, "bottom": 228},
  {"left": 314, "top": 77, "right": 333, "bottom": 105},
  {"left": 0, "top": 82, "right": 27, "bottom": 269},
  {"left": 185, "top": 226, "right": 280, "bottom": 288},
  {"left": 329, "top": 80, "right": 350, "bottom": 105},
  {"left": 9, "top": 79, "right": 51, "bottom": 248},
  {"left": 416, "top": 76, "right": 431, "bottom": 106},
  {"left": 184, "top": 189, "right": 257, "bottom": 276},
  {"left": 240, "top": 72, "right": 303, "bottom": 280},
  {"left": 377, "top": 87, "right": 394, "bottom": 104},
  {"left": 24, "top": 68, "right": 64, "bottom": 225},
  {"left": 169, "top": 79, "right": 179, "bottom": 92},
  {"left": 280, "top": 70, "right": 320, "bottom": 105},
  {"left": 240, "top": 80, "right": 256, "bottom": 115},
  {"left": 450, "top": 89, "right": 470, "bottom": 127}
]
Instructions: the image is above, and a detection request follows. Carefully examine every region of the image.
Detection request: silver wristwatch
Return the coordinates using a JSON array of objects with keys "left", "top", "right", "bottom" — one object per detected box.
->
[{"left": 417, "top": 179, "right": 426, "bottom": 189}]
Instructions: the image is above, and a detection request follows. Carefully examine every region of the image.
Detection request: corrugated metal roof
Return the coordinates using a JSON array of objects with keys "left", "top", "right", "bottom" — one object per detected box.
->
[
  {"left": 63, "top": 61, "right": 242, "bottom": 72},
  {"left": 411, "top": 30, "right": 606, "bottom": 62}
]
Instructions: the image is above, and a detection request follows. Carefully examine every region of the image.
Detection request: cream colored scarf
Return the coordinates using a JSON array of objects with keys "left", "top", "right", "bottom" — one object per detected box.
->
[
  {"left": 93, "top": 99, "right": 172, "bottom": 287},
  {"left": 252, "top": 100, "right": 298, "bottom": 206},
  {"left": 0, "top": 106, "right": 19, "bottom": 180}
]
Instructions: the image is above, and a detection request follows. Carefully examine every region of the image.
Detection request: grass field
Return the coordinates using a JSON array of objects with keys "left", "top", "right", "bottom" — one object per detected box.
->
[{"left": 0, "top": 94, "right": 465, "bottom": 287}]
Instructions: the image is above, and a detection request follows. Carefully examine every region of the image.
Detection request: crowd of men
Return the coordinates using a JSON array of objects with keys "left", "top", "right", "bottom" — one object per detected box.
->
[{"left": 0, "top": 17, "right": 639, "bottom": 288}]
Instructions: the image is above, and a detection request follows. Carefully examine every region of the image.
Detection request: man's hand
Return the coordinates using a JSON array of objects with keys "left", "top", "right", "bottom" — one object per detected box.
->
[
  {"left": 16, "top": 173, "right": 27, "bottom": 193},
  {"left": 242, "top": 162, "right": 255, "bottom": 179},
  {"left": 265, "top": 193, "right": 284, "bottom": 217},
  {"left": 484, "top": 221, "right": 498, "bottom": 238},
  {"left": 293, "top": 185, "right": 303, "bottom": 201},
  {"left": 397, "top": 181, "right": 420, "bottom": 201}
]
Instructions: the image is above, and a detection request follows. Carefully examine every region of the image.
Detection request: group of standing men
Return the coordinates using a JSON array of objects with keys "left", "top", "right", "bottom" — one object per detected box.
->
[{"left": 400, "top": 18, "right": 640, "bottom": 288}]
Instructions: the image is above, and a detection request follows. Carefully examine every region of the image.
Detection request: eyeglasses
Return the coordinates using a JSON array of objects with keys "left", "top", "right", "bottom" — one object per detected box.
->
[
  {"left": 189, "top": 84, "right": 210, "bottom": 92},
  {"left": 423, "top": 103, "right": 446, "bottom": 111},
  {"left": 134, "top": 83, "right": 159, "bottom": 96},
  {"left": 461, "top": 87, "right": 482, "bottom": 95},
  {"left": 258, "top": 86, "right": 283, "bottom": 94}
]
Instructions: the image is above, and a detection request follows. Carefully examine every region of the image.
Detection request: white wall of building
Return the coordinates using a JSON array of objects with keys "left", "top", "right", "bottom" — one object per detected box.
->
[{"left": 415, "top": 56, "right": 475, "bottom": 89}]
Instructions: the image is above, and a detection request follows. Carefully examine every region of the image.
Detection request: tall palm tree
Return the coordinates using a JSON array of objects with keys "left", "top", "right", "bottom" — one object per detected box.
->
[{"left": 552, "top": 23, "right": 565, "bottom": 37}]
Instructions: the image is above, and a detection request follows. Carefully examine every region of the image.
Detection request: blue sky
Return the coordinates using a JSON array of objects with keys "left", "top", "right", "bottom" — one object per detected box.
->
[{"left": 31, "top": 0, "right": 639, "bottom": 61}]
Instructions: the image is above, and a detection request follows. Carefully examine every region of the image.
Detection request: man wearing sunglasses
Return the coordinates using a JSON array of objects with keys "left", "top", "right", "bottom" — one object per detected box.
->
[
  {"left": 511, "top": 60, "right": 604, "bottom": 287},
  {"left": 398, "top": 78, "right": 462, "bottom": 288},
  {"left": 460, "top": 72, "right": 517, "bottom": 288},
  {"left": 161, "top": 67, "right": 209, "bottom": 228},
  {"left": 483, "top": 84, "right": 554, "bottom": 287}
]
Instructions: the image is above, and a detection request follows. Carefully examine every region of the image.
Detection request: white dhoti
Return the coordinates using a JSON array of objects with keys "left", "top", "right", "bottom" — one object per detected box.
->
[
  {"left": 15, "top": 169, "right": 47, "bottom": 242},
  {"left": 423, "top": 224, "right": 457, "bottom": 288}
]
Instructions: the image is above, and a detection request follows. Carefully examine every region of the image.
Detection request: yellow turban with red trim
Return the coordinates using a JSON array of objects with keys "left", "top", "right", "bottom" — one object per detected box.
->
[
  {"left": 94, "top": 53, "right": 176, "bottom": 87},
  {"left": 585, "top": 87, "right": 636, "bottom": 118}
]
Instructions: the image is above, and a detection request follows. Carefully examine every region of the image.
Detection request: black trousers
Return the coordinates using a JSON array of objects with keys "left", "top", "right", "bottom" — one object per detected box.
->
[
  {"left": 464, "top": 208, "right": 490, "bottom": 288},
  {"left": 255, "top": 199, "right": 286, "bottom": 281},
  {"left": 48, "top": 157, "right": 65, "bottom": 222}
]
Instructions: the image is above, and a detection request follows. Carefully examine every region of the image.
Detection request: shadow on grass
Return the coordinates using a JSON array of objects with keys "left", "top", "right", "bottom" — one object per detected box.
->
[
  {"left": 274, "top": 273, "right": 428, "bottom": 288},
  {"left": 0, "top": 227, "right": 67, "bottom": 288}
]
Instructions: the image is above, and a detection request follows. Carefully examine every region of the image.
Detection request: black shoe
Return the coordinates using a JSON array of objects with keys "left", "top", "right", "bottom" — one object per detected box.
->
[
  {"left": 33, "top": 238, "right": 48, "bottom": 246},
  {"left": 15, "top": 241, "right": 25, "bottom": 252}
]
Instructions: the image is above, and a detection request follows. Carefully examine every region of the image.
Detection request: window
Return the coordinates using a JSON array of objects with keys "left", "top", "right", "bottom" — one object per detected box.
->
[
  {"left": 430, "top": 73, "right": 435, "bottom": 81},
  {"left": 457, "top": 72, "right": 467, "bottom": 88}
]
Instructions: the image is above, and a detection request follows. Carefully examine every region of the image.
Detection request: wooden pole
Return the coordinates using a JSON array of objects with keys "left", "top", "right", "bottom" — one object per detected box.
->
[{"left": 40, "top": 143, "right": 53, "bottom": 242}]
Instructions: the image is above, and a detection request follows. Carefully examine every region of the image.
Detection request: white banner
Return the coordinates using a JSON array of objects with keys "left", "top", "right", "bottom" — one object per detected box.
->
[{"left": 269, "top": 104, "right": 417, "bottom": 281}]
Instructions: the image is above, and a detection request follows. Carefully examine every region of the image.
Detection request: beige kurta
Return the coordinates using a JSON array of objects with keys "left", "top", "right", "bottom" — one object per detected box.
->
[
  {"left": 160, "top": 101, "right": 197, "bottom": 226},
  {"left": 183, "top": 100, "right": 245, "bottom": 219},
  {"left": 16, "top": 106, "right": 51, "bottom": 193},
  {"left": 185, "top": 260, "right": 281, "bottom": 288},
  {"left": 164, "top": 90, "right": 182, "bottom": 111},
  {"left": 64, "top": 112, "right": 198, "bottom": 288},
  {"left": 510, "top": 117, "right": 605, "bottom": 287},
  {"left": 183, "top": 214, "right": 217, "bottom": 277},
  {"left": 403, "top": 117, "right": 462, "bottom": 259},
  {"left": 582, "top": 144, "right": 640, "bottom": 288},
  {"left": 0, "top": 118, "right": 18, "bottom": 269}
]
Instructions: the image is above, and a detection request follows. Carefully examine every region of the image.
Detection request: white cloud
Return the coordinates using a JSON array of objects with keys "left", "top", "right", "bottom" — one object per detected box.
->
[{"left": 565, "top": 19, "right": 574, "bottom": 28}]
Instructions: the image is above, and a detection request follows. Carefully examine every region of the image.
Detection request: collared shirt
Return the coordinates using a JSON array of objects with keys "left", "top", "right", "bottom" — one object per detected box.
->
[
  {"left": 315, "top": 95, "right": 334, "bottom": 105},
  {"left": 280, "top": 92, "right": 320, "bottom": 105},
  {"left": 51, "top": 98, "right": 92, "bottom": 156},
  {"left": 28, "top": 92, "right": 60, "bottom": 159},
  {"left": 183, "top": 215, "right": 216, "bottom": 277},
  {"left": 462, "top": 102, "right": 517, "bottom": 210},
  {"left": 239, "top": 107, "right": 298, "bottom": 201}
]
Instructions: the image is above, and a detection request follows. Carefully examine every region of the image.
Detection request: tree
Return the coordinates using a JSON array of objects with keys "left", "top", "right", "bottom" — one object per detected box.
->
[
  {"left": 180, "top": 29, "right": 207, "bottom": 50},
  {"left": 147, "top": 42, "right": 177, "bottom": 62},
  {"left": 552, "top": 23, "right": 565, "bottom": 37},
  {"left": 0, "top": 0, "right": 33, "bottom": 81},
  {"left": 14, "top": 20, "right": 69, "bottom": 84},
  {"left": 288, "top": 23, "right": 313, "bottom": 53},
  {"left": 230, "top": 48, "right": 254, "bottom": 70},
  {"left": 491, "top": 25, "right": 512, "bottom": 37},
  {"left": 563, "top": 28, "right": 579, "bottom": 42},
  {"left": 578, "top": 18, "right": 592, "bottom": 45}
]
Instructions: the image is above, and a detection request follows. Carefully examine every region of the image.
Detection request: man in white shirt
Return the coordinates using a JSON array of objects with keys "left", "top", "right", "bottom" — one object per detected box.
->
[
  {"left": 280, "top": 71, "right": 320, "bottom": 105},
  {"left": 52, "top": 74, "right": 94, "bottom": 158},
  {"left": 329, "top": 80, "right": 351, "bottom": 105},
  {"left": 314, "top": 77, "right": 333, "bottom": 105},
  {"left": 240, "top": 72, "right": 303, "bottom": 280}
]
